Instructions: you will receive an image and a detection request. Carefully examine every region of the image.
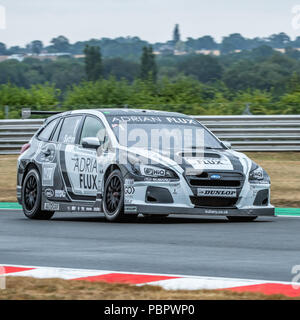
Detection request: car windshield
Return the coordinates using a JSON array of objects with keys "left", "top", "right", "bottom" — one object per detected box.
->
[{"left": 106, "top": 115, "right": 224, "bottom": 150}]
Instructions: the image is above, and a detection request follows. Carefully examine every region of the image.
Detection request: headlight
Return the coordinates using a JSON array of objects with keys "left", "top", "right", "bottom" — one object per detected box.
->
[
  {"left": 127, "top": 154, "right": 178, "bottom": 179},
  {"left": 249, "top": 162, "right": 270, "bottom": 184},
  {"left": 249, "top": 166, "right": 264, "bottom": 180},
  {"left": 140, "top": 164, "right": 176, "bottom": 178}
]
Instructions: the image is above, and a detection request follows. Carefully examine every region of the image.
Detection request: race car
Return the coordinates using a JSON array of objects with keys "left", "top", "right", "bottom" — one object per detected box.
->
[{"left": 17, "top": 109, "right": 275, "bottom": 222}]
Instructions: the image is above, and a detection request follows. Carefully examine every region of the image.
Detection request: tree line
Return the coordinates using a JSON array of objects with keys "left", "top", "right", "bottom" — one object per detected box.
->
[
  {"left": 2, "top": 31, "right": 300, "bottom": 58},
  {"left": 2, "top": 43, "right": 300, "bottom": 91},
  {"left": 2, "top": 41, "right": 300, "bottom": 118}
]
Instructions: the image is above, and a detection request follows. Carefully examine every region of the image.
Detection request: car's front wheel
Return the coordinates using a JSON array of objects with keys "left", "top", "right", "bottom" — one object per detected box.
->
[
  {"left": 21, "top": 168, "right": 54, "bottom": 220},
  {"left": 103, "top": 169, "right": 137, "bottom": 222},
  {"left": 227, "top": 216, "right": 257, "bottom": 222}
]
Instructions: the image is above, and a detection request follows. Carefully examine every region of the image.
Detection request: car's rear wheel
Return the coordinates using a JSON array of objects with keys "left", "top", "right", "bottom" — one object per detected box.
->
[
  {"left": 103, "top": 169, "right": 137, "bottom": 222},
  {"left": 22, "top": 168, "right": 54, "bottom": 220},
  {"left": 227, "top": 216, "right": 257, "bottom": 222}
]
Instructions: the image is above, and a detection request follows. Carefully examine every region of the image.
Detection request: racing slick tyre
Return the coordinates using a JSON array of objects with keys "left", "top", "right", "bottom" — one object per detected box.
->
[
  {"left": 227, "top": 216, "right": 257, "bottom": 222},
  {"left": 103, "top": 169, "right": 138, "bottom": 222},
  {"left": 21, "top": 168, "right": 54, "bottom": 220}
]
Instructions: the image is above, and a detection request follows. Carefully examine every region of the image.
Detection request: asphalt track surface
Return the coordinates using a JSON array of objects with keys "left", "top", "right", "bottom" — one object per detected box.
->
[{"left": 1, "top": 209, "right": 299, "bottom": 282}]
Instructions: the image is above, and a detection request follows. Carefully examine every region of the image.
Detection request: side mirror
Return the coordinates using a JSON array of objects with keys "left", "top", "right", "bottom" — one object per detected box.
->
[
  {"left": 82, "top": 137, "right": 101, "bottom": 149},
  {"left": 222, "top": 141, "right": 232, "bottom": 149}
]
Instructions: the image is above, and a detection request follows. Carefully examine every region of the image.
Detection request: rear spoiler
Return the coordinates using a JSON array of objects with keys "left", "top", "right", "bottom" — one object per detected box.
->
[{"left": 22, "top": 108, "right": 62, "bottom": 119}]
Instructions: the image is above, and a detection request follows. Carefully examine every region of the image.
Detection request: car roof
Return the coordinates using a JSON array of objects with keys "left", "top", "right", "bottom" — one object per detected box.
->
[
  {"left": 44, "top": 109, "right": 189, "bottom": 124},
  {"left": 97, "top": 108, "right": 187, "bottom": 117}
]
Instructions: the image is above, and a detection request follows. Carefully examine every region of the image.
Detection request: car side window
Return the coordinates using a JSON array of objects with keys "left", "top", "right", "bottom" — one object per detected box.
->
[
  {"left": 58, "top": 116, "right": 82, "bottom": 144},
  {"left": 80, "top": 116, "right": 106, "bottom": 144},
  {"left": 38, "top": 119, "right": 59, "bottom": 142},
  {"left": 50, "top": 118, "right": 63, "bottom": 142}
]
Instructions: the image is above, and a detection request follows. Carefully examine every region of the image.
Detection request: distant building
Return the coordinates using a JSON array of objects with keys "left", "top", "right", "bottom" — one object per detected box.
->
[
  {"left": 195, "top": 50, "right": 221, "bottom": 56},
  {"left": 0, "top": 55, "right": 9, "bottom": 62},
  {"left": 157, "top": 44, "right": 174, "bottom": 56},
  {"left": 73, "top": 54, "right": 85, "bottom": 59},
  {"left": 174, "top": 50, "right": 187, "bottom": 56},
  {"left": 32, "top": 52, "right": 72, "bottom": 61},
  {"left": 5, "top": 52, "right": 72, "bottom": 62},
  {"left": 274, "top": 48, "right": 285, "bottom": 53},
  {"left": 7, "top": 54, "right": 25, "bottom": 62}
]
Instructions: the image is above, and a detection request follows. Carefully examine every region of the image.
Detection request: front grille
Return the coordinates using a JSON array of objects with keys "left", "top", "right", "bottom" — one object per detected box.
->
[
  {"left": 189, "top": 180, "right": 240, "bottom": 187},
  {"left": 185, "top": 172, "right": 244, "bottom": 188},
  {"left": 185, "top": 171, "right": 244, "bottom": 208},
  {"left": 190, "top": 196, "right": 238, "bottom": 208}
]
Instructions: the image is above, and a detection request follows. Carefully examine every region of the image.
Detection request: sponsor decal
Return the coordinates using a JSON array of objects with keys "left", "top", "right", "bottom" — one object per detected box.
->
[
  {"left": 108, "top": 116, "right": 198, "bottom": 125},
  {"left": 125, "top": 179, "right": 134, "bottom": 185},
  {"left": 124, "top": 206, "right": 138, "bottom": 213},
  {"left": 40, "top": 143, "right": 56, "bottom": 162},
  {"left": 54, "top": 190, "right": 66, "bottom": 198},
  {"left": 185, "top": 156, "right": 233, "bottom": 171},
  {"left": 42, "top": 163, "right": 56, "bottom": 186},
  {"left": 204, "top": 209, "right": 229, "bottom": 214},
  {"left": 141, "top": 165, "right": 166, "bottom": 177},
  {"left": 210, "top": 174, "right": 221, "bottom": 180},
  {"left": 111, "top": 116, "right": 163, "bottom": 123},
  {"left": 79, "top": 174, "right": 97, "bottom": 190},
  {"left": 144, "top": 177, "right": 171, "bottom": 182},
  {"left": 125, "top": 186, "right": 135, "bottom": 195},
  {"left": 249, "top": 180, "right": 270, "bottom": 185},
  {"left": 73, "top": 157, "right": 97, "bottom": 173},
  {"left": 124, "top": 179, "right": 135, "bottom": 204},
  {"left": 35, "top": 143, "right": 56, "bottom": 163},
  {"left": 73, "top": 156, "right": 98, "bottom": 190},
  {"left": 169, "top": 182, "right": 180, "bottom": 195},
  {"left": 44, "top": 188, "right": 54, "bottom": 198},
  {"left": 165, "top": 117, "right": 197, "bottom": 125},
  {"left": 44, "top": 202, "right": 59, "bottom": 211},
  {"left": 172, "top": 188, "right": 178, "bottom": 195},
  {"left": 197, "top": 188, "right": 237, "bottom": 198}
]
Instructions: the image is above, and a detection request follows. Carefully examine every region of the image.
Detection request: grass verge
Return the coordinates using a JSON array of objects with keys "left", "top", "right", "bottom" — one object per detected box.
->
[
  {"left": 0, "top": 277, "right": 296, "bottom": 300},
  {"left": 0, "top": 153, "right": 299, "bottom": 207},
  {"left": 0, "top": 155, "right": 18, "bottom": 202},
  {"left": 245, "top": 152, "right": 300, "bottom": 208}
]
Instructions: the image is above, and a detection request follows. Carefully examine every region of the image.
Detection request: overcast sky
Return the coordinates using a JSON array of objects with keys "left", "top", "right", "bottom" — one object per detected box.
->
[{"left": 0, "top": 0, "right": 300, "bottom": 46}]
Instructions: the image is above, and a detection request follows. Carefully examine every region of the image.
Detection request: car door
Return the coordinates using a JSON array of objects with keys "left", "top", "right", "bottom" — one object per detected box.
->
[
  {"left": 74, "top": 115, "right": 108, "bottom": 199},
  {"left": 59, "top": 115, "right": 106, "bottom": 201},
  {"left": 57, "top": 115, "right": 86, "bottom": 200}
]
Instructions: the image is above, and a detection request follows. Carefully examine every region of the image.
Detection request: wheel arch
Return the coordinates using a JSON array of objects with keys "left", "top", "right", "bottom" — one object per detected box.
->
[
  {"left": 22, "top": 162, "right": 41, "bottom": 185},
  {"left": 103, "top": 164, "right": 122, "bottom": 185}
]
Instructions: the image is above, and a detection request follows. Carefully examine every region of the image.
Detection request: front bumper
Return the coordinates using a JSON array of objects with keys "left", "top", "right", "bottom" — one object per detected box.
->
[
  {"left": 123, "top": 171, "right": 274, "bottom": 217},
  {"left": 128, "top": 204, "right": 275, "bottom": 217}
]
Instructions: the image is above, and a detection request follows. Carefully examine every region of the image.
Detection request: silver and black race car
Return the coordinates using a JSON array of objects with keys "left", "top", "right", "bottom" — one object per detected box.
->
[{"left": 17, "top": 109, "right": 275, "bottom": 222}]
